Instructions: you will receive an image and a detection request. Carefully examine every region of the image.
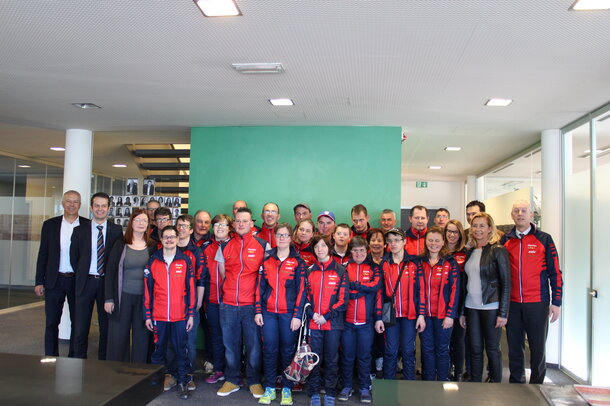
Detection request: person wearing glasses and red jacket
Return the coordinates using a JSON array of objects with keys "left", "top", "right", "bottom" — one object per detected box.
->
[
  {"left": 381, "top": 228, "right": 425, "bottom": 381},
  {"left": 255, "top": 222, "right": 307, "bottom": 406},
  {"left": 418, "top": 226, "right": 460, "bottom": 382},
  {"left": 305, "top": 234, "right": 348, "bottom": 406},
  {"left": 144, "top": 225, "right": 196, "bottom": 400},
  {"left": 337, "top": 236, "right": 383, "bottom": 404}
]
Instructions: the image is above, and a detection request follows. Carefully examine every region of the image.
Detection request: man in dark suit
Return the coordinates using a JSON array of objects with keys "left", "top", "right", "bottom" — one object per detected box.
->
[
  {"left": 143, "top": 179, "right": 155, "bottom": 196},
  {"left": 70, "top": 192, "right": 123, "bottom": 360},
  {"left": 35, "top": 190, "right": 86, "bottom": 357}
]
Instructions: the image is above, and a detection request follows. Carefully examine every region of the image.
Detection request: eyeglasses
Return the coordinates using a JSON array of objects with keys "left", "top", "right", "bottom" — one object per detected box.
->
[
  {"left": 162, "top": 235, "right": 177, "bottom": 241},
  {"left": 176, "top": 224, "right": 191, "bottom": 229},
  {"left": 132, "top": 218, "right": 148, "bottom": 224},
  {"left": 156, "top": 217, "right": 171, "bottom": 223},
  {"left": 446, "top": 229, "right": 459, "bottom": 235},
  {"left": 213, "top": 223, "right": 228, "bottom": 228},
  {"left": 276, "top": 233, "right": 290, "bottom": 239},
  {"left": 263, "top": 210, "right": 278, "bottom": 215}
]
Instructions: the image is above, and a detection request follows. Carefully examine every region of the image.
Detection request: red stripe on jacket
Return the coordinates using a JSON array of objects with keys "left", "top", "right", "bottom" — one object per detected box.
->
[
  {"left": 405, "top": 227, "right": 427, "bottom": 256},
  {"left": 257, "top": 225, "right": 277, "bottom": 248}
]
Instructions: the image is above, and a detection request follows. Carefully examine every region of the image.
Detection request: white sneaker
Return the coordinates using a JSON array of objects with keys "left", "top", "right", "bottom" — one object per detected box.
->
[{"left": 375, "top": 357, "right": 383, "bottom": 372}]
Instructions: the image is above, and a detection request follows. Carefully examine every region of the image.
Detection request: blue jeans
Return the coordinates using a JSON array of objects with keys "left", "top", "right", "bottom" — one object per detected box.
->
[
  {"left": 420, "top": 317, "right": 453, "bottom": 381},
  {"left": 261, "top": 311, "right": 298, "bottom": 388},
  {"left": 341, "top": 322, "right": 374, "bottom": 389},
  {"left": 220, "top": 303, "right": 262, "bottom": 386},
  {"left": 205, "top": 302, "right": 225, "bottom": 373},
  {"left": 151, "top": 320, "right": 189, "bottom": 384},
  {"left": 383, "top": 318, "right": 417, "bottom": 380},
  {"left": 167, "top": 311, "right": 199, "bottom": 375},
  {"left": 308, "top": 329, "right": 342, "bottom": 397}
]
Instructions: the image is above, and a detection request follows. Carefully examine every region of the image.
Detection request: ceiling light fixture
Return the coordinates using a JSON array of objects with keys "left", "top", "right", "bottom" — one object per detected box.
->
[
  {"left": 18, "top": 165, "right": 31, "bottom": 168},
  {"left": 269, "top": 98, "right": 294, "bottom": 106},
  {"left": 50, "top": 147, "right": 65, "bottom": 151},
  {"left": 444, "top": 146, "right": 462, "bottom": 151},
  {"left": 570, "top": 0, "right": 610, "bottom": 10},
  {"left": 112, "top": 164, "right": 127, "bottom": 168},
  {"left": 429, "top": 165, "right": 442, "bottom": 170},
  {"left": 485, "top": 98, "right": 513, "bottom": 107},
  {"left": 193, "top": 0, "right": 241, "bottom": 17},
  {"left": 71, "top": 103, "right": 102, "bottom": 109},
  {"left": 232, "top": 63, "right": 284, "bottom": 74}
]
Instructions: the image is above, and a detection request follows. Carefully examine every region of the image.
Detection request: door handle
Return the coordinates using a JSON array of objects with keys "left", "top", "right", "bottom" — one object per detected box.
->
[{"left": 589, "top": 290, "right": 598, "bottom": 298}]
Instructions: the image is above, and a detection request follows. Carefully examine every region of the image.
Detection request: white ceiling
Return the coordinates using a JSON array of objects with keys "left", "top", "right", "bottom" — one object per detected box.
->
[{"left": 1, "top": 0, "right": 609, "bottom": 180}]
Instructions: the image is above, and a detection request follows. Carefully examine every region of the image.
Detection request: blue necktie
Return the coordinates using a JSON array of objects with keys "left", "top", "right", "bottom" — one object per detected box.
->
[{"left": 96, "top": 225, "right": 105, "bottom": 275}]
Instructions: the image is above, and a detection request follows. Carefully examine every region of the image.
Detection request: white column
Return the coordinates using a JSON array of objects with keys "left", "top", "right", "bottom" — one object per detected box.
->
[
  {"left": 541, "top": 128, "right": 562, "bottom": 365},
  {"left": 466, "top": 176, "right": 477, "bottom": 204},
  {"left": 58, "top": 129, "right": 93, "bottom": 340}
]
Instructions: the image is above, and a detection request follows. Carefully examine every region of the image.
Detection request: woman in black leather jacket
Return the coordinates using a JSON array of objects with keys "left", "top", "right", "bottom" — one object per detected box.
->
[{"left": 459, "top": 212, "right": 510, "bottom": 382}]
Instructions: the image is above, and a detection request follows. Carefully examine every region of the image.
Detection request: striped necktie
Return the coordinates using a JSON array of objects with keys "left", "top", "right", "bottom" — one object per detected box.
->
[{"left": 96, "top": 225, "right": 105, "bottom": 275}]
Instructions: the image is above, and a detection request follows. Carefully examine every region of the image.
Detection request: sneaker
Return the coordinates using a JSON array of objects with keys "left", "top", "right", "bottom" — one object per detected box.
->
[
  {"left": 206, "top": 371, "right": 225, "bottom": 384},
  {"left": 370, "top": 373, "right": 377, "bottom": 381},
  {"left": 360, "top": 388, "right": 372, "bottom": 404},
  {"left": 375, "top": 357, "right": 383, "bottom": 372},
  {"left": 258, "top": 387, "right": 276, "bottom": 404},
  {"left": 310, "top": 394, "right": 321, "bottom": 406},
  {"left": 250, "top": 384, "right": 265, "bottom": 398},
  {"left": 325, "top": 395, "right": 336, "bottom": 406},
  {"left": 163, "top": 374, "right": 177, "bottom": 391},
  {"left": 204, "top": 361, "right": 214, "bottom": 374},
  {"left": 337, "top": 387, "right": 353, "bottom": 402},
  {"left": 178, "top": 383, "right": 190, "bottom": 400},
  {"left": 186, "top": 374, "right": 196, "bottom": 391},
  {"left": 217, "top": 381, "right": 240, "bottom": 396},
  {"left": 280, "top": 387, "right": 293, "bottom": 406}
]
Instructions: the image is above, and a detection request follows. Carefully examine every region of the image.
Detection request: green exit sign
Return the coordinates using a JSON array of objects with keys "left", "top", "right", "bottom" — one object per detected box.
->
[{"left": 416, "top": 181, "right": 428, "bottom": 188}]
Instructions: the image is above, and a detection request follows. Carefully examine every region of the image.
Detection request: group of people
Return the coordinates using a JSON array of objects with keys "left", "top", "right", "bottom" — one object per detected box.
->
[{"left": 35, "top": 193, "right": 563, "bottom": 405}]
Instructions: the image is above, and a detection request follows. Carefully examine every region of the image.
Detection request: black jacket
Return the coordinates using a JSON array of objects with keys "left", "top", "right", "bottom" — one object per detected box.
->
[
  {"left": 104, "top": 239, "right": 156, "bottom": 319},
  {"left": 35, "top": 215, "right": 88, "bottom": 288},
  {"left": 70, "top": 219, "right": 123, "bottom": 296},
  {"left": 464, "top": 243, "right": 511, "bottom": 318}
]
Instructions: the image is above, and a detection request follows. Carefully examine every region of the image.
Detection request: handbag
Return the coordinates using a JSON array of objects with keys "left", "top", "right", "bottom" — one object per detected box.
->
[
  {"left": 382, "top": 264, "right": 406, "bottom": 328},
  {"left": 284, "top": 303, "right": 320, "bottom": 383}
]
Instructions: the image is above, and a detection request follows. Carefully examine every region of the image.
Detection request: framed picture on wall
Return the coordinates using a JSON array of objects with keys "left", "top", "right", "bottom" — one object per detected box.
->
[
  {"left": 126, "top": 178, "right": 138, "bottom": 195},
  {"left": 143, "top": 178, "right": 155, "bottom": 196}
]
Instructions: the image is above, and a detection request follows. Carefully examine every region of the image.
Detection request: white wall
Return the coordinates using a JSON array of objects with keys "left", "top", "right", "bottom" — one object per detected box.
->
[{"left": 402, "top": 179, "right": 465, "bottom": 225}]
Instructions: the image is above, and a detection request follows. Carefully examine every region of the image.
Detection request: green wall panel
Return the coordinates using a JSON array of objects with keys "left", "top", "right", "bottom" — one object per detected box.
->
[{"left": 189, "top": 126, "right": 401, "bottom": 227}]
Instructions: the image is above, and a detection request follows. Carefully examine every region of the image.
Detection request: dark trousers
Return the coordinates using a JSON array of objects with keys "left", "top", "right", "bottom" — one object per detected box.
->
[
  {"left": 450, "top": 320, "right": 466, "bottom": 378},
  {"left": 308, "top": 329, "right": 342, "bottom": 397},
  {"left": 420, "top": 317, "right": 453, "bottom": 381},
  {"left": 465, "top": 307, "right": 502, "bottom": 382},
  {"left": 151, "top": 320, "right": 189, "bottom": 384},
  {"left": 220, "top": 303, "right": 262, "bottom": 386},
  {"left": 341, "top": 322, "right": 374, "bottom": 389},
  {"left": 261, "top": 311, "right": 298, "bottom": 388},
  {"left": 506, "top": 301, "right": 550, "bottom": 384},
  {"left": 200, "top": 305, "right": 213, "bottom": 364},
  {"left": 44, "top": 273, "right": 76, "bottom": 357},
  {"left": 74, "top": 276, "right": 108, "bottom": 360},
  {"left": 167, "top": 311, "right": 199, "bottom": 375},
  {"left": 106, "top": 292, "right": 149, "bottom": 363},
  {"left": 384, "top": 318, "right": 417, "bottom": 380},
  {"left": 206, "top": 302, "right": 225, "bottom": 373}
]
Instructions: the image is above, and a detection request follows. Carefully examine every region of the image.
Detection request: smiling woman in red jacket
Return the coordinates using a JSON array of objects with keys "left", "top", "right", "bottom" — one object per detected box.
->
[
  {"left": 255, "top": 222, "right": 307, "bottom": 405},
  {"left": 418, "top": 226, "right": 460, "bottom": 381},
  {"left": 293, "top": 219, "right": 316, "bottom": 267},
  {"left": 305, "top": 234, "right": 348, "bottom": 406}
]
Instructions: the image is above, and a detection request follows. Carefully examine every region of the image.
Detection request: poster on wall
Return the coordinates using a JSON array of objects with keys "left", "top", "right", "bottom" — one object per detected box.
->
[{"left": 143, "top": 178, "right": 155, "bottom": 195}]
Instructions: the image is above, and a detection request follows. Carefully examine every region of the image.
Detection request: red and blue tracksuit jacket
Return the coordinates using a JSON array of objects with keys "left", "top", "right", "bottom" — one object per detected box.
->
[
  {"left": 144, "top": 250, "right": 196, "bottom": 322},
  {"left": 191, "top": 232, "right": 213, "bottom": 248},
  {"left": 255, "top": 246, "right": 307, "bottom": 319},
  {"left": 345, "top": 256, "right": 382, "bottom": 324},
  {"left": 500, "top": 224, "right": 563, "bottom": 306},
  {"left": 350, "top": 224, "right": 371, "bottom": 239},
  {"left": 178, "top": 240, "right": 208, "bottom": 288},
  {"left": 305, "top": 259, "right": 348, "bottom": 330},
  {"left": 382, "top": 251, "right": 424, "bottom": 319},
  {"left": 219, "top": 232, "right": 268, "bottom": 306},
  {"left": 418, "top": 256, "right": 460, "bottom": 320},
  {"left": 331, "top": 248, "right": 350, "bottom": 266},
  {"left": 202, "top": 238, "right": 227, "bottom": 305},
  {"left": 256, "top": 224, "right": 277, "bottom": 248},
  {"left": 294, "top": 241, "right": 316, "bottom": 267},
  {"left": 405, "top": 227, "right": 427, "bottom": 256}
]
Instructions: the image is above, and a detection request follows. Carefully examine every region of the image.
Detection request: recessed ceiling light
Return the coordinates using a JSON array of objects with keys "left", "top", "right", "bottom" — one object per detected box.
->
[
  {"left": 485, "top": 98, "right": 513, "bottom": 107},
  {"left": 570, "top": 0, "right": 610, "bottom": 10},
  {"left": 50, "top": 147, "right": 66, "bottom": 151},
  {"left": 18, "top": 165, "right": 31, "bottom": 168},
  {"left": 112, "top": 164, "right": 127, "bottom": 168},
  {"left": 71, "top": 103, "right": 102, "bottom": 109},
  {"left": 232, "top": 63, "right": 284, "bottom": 74},
  {"left": 429, "top": 165, "right": 442, "bottom": 170},
  {"left": 193, "top": 0, "right": 241, "bottom": 17},
  {"left": 444, "top": 146, "right": 462, "bottom": 152},
  {"left": 269, "top": 98, "right": 294, "bottom": 106}
]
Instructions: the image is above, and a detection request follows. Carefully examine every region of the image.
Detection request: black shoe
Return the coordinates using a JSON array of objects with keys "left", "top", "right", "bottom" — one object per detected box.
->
[{"left": 178, "top": 383, "right": 190, "bottom": 400}]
